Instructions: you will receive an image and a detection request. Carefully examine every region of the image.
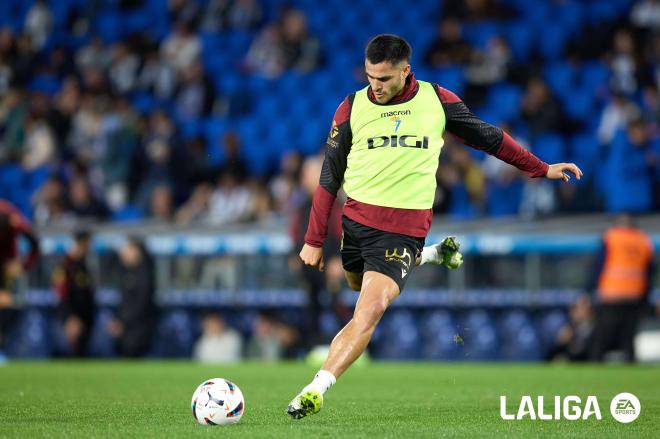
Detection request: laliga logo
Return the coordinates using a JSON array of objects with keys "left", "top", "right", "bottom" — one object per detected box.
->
[
  {"left": 500, "top": 393, "right": 641, "bottom": 423},
  {"left": 500, "top": 396, "right": 602, "bottom": 420}
]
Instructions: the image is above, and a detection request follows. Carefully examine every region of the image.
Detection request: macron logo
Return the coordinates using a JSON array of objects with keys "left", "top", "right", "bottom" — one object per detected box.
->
[{"left": 380, "top": 110, "right": 411, "bottom": 118}]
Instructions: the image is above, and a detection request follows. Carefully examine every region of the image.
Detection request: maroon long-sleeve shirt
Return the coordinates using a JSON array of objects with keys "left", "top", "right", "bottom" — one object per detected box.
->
[
  {"left": 0, "top": 199, "right": 39, "bottom": 270},
  {"left": 305, "top": 73, "right": 549, "bottom": 247}
]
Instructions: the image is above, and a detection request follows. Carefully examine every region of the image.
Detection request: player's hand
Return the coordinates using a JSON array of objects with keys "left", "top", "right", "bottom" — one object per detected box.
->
[
  {"left": 299, "top": 243, "right": 325, "bottom": 272},
  {"left": 546, "top": 163, "right": 583, "bottom": 182}
]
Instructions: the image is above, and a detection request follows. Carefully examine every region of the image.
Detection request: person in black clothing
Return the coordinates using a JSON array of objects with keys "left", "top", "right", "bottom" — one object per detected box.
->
[
  {"left": 289, "top": 156, "right": 345, "bottom": 348},
  {"left": 53, "top": 229, "right": 95, "bottom": 356},
  {"left": 107, "top": 237, "right": 157, "bottom": 357},
  {"left": 0, "top": 200, "right": 40, "bottom": 354}
]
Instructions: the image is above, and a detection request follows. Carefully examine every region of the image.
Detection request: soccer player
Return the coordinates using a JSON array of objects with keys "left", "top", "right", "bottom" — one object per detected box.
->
[
  {"left": 0, "top": 199, "right": 40, "bottom": 356},
  {"left": 286, "top": 34, "right": 583, "bottom": 419}
]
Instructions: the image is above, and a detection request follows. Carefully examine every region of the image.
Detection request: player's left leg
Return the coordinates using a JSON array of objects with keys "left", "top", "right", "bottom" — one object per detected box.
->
[
  {"left": 417, "top": 236, "right": 463, "bottom": 269},
  {"left": 287, "top": 271, "right": 399, "bottom": 419}
]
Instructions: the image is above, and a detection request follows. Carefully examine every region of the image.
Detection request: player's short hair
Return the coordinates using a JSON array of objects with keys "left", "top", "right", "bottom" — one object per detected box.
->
[{"left": 365, "top": 34, "right": 412, "bottom": 65}]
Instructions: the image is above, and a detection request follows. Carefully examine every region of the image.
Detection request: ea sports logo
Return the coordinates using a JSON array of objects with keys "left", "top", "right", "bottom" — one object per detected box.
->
[{"left": 610, "top": 393, "right": 640, "bottom": 423}]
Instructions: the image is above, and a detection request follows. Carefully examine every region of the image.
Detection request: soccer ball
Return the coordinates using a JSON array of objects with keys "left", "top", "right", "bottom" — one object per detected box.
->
[{"left": 191, "top": 378, "right": 245, "bottom": 425}]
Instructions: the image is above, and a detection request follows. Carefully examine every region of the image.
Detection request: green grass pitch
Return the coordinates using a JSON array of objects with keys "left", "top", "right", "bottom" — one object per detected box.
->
[{"left": 0, "top": 361, "right": 658, "bottom": 438}]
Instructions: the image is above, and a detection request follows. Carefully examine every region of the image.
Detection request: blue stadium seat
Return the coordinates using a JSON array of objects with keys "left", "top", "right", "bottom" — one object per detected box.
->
[
  {"left": 151, "top": 309, "right": 195, "bottom": 358},
  {"left": 374, "top": 310, "right": 421, "bottom": 360},
  {"left": 486, "top": 180, "right": 523, "bottom": 217},
  {"left": 554, "top": 0, "right": 585, "bottom": 37},
  {"left": 563, "top": 88, "right": 595, "bottom": 123},
  {"left": 537, "top": 309, "right": 568, "bottom": 350},
  {"left": 487, "top": 83, "right": 523, "bottom": 121},
  {"left": 463, "top": 21, "right": 500, "bottom": 50},
  {"left": 112, "top": 205, "right": 144, "bottom": 222},
  {"left": 7, "top": 309, "right": 52, "bottom": 358},
  {"left": 604, "top": 130, "right": 653, "bottom": 212},
  {"left": 579, "top": 61, "right": 609, "bottom": 95},
  {"left": 532, "top": 134, "right": 566, "bottom": 165},
  {"left": 543, "top": 61, "right": 577, "bottom": 101},
  {"left": 26, "top": 166, "right": 51, "bottom": 193},
  {"left": 505, "top": 21, "right": 535, "bottom": 63},
  {"left": 432, "top": 65, "right": 465, "bottom": 96},
  {"left": 420, "top": 310, "right": 460, "bottom": 360},
  {"left": 538, "top": 25, "right": 567, "bottom": 61},
  {"left": 459, "top": 309, "right": 499, "bottom": 360},
  {"left": 570, "top": 132, "right": 601, "bottom": 177},
  {"left": 88, "top": 309, "right": 118, "bottom": 357},
  {"left": 498, "top": 309, "right": 543, "bottom": 361}
]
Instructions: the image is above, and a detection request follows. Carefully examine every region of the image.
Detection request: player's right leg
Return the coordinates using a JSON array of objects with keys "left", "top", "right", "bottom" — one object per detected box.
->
[{"left": 287, "top": 271, "right": 399, "bottom": 419}]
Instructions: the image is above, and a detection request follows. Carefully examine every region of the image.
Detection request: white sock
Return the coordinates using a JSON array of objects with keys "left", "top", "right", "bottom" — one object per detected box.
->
[
  {"left": 302, "top": 369, "right": 336, "bottom": 395},
  {"left": 420, "top": 245, "right": 439, "bottom": 265}
]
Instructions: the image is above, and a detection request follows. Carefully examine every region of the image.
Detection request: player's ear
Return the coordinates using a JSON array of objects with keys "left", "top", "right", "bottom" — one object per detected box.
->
[{"left": 401, "top": 63, "right": 411, "bottom": 80}]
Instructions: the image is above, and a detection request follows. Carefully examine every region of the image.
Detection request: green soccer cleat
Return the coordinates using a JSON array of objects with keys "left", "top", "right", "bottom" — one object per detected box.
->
[
  {"left": 438, "top": 236, "right": 463, "bottom": 269},
  {"left": 287, "top": 389, "right": 323, "bottom": 419}
]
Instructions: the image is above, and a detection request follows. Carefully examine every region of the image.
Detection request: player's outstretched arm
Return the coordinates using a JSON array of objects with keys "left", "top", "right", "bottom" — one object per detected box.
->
[
  {"left": 546, "top": 163, "right": 583, "bottom": 182},
  {"left": 299, "top": 243, "right": 325, "bottom": 272}
]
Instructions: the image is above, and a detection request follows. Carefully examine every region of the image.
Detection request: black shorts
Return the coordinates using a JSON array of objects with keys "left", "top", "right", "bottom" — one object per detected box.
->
[{"left": 340, "top": 215, "right": 425, "bottom": 292}]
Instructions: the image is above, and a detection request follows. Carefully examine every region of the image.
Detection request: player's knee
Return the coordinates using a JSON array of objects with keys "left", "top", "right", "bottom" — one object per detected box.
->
[{"left": 353, "top": 300, "right": 388, "bottom": 332}]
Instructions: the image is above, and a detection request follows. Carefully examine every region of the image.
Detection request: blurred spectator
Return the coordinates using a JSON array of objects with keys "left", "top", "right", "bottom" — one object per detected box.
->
[
  {"left": 75, "top": 37, "right": 110, "bottom": 71},
  {"left": 202, "top": 0, "right": 263, "bottom": 32},
  {"left": 424, "top": 18, "right": 473, "bottom": 67},
  {"left": 192, "top": 312, "right": 243, "bottom": 363},
  {"left": 131, "top": 110, "right": 179, "bottom": 206},
  {"left": 228, "top": 0, "right": 263, "bottom": 30},
  {"left": 597, "top": 92, "right": 641, "bottom": 145},
  {"left": 631, "top": 0, "right": 660, "bottom": 30},
  {"left": 175, "top": 183, "right": 213, "bottom": 225},
  {"left": 160, "top": 21, "right": 201, "bottom": 76},
  {"left": 546, "top": 295, "right": 594, "bottom": 362},
  {"left": 465, "top": 36, "right": 511, "bottom": 105},
  {"left": 11, "top": 33, "right": 37, "bottom": 86},
  {"left": 137, "top": 47, "right": 176, "bottom": 100},
  {"left": 21, "top": 113, "right": 55, "bottom": 170},
  {"left": 168, "top": 0, "right": 200, "bottom": 25},
  {"left": 53, "top": 230, "right": 95, "bottom": 356},
  {"left": 521, "top": 77, "right": 564, "bottom": 137},
  {"left": 32, "top": 176, "right": 73, "bottom": 226},
  {"left": 173, "top": 60, "right": 216, "bottom": 121},
  {"left": 108, "top": 42, "right": 139, "bottom": 95},
  {"left": 0, "top": 88, "right": 28, "bottom": 163},
  {"left": 608, "top": 29, "right": 641, "bottom": 95},
  {"left": 280, "top": 8, "right": 321, "bottom": 72},
  {"left": 0, "top": 200, "right": 39, "bottom": 355},
  {"left": 24, "top": 1, "right": 53, "bottom": 51},
  {"left": 589, "top": 214, "right": 655, "bottom": 362},
  {"left": 205, "top": 171, "right": 255, "bottom": 225},
  {"left": 67, "top": 176, "right": 110, "bottom": 221},
  {"left": 244, "top": 24, "right": 286, "bottom": 78},
  {"left": 246, "top": 312, "right": 299, "bottom": 360},
  {"left": 604, "top": 119, "right": 654, "bottom": 213},
  {"left": 47, "top": 77, "right": 81, "bottom": 150},
  {"left": 180, "top": 136, "right": 215, "bottom": 190},
  {"left": 107, "top": 238, "right": 157, "bottom": 357},
  {"left": 289, "top": 156, "right": 345, "bottom": 347},
  {"left": 147, "top": 184, "right": 174, "bottom": 223},
  {"left": 218, "top": 131, "right": 248, "bottom": 181},
  {"left": 269, "top": 150, "right": 303, "bottom": 215}
]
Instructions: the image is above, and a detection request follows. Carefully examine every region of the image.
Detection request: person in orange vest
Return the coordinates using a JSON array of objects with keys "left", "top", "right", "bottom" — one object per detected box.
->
[{"left": 589, "top": 214, "right": 655, "bottom": 362}]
